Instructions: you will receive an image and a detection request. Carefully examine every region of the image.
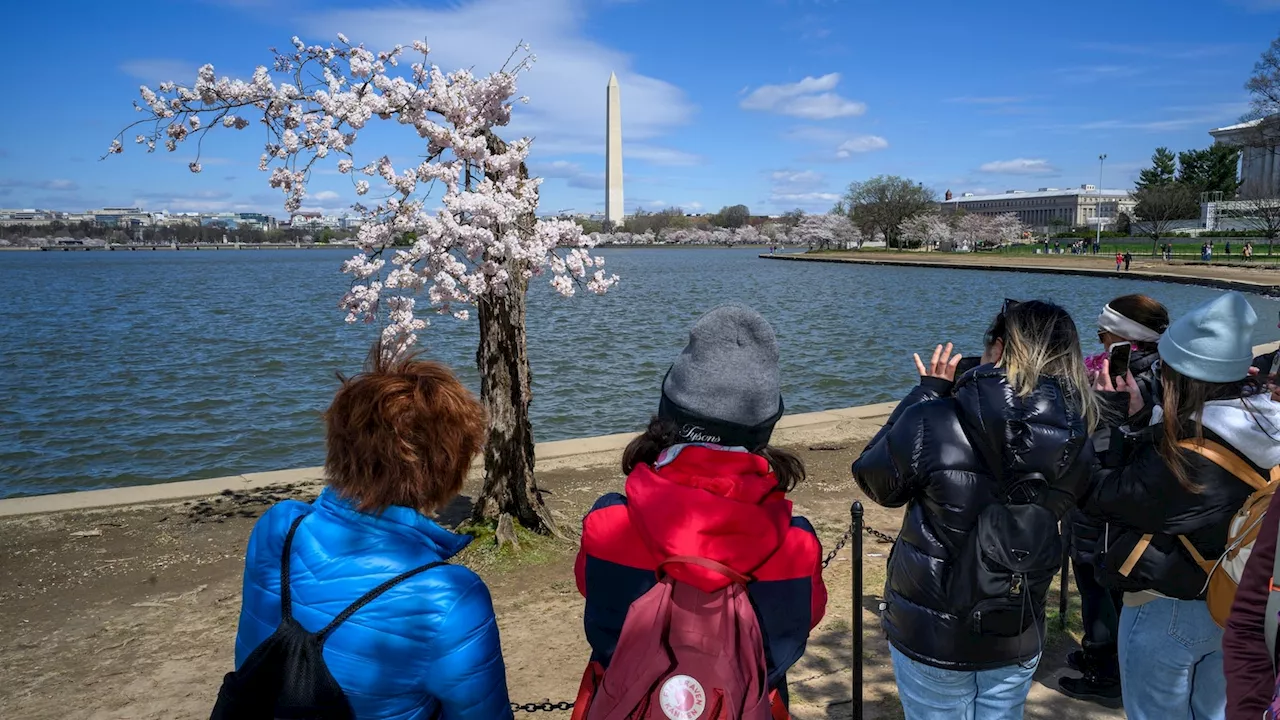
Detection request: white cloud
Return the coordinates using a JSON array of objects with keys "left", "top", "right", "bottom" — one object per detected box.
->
[
  {"left": 770, "top": 170, "right": 824, "bottom": 187},
  {"left": 312, "top": 190, "right": 343, "bottom": 202},
  {"left": 537, "top": 159, "right": 606, "bottom": 189},
  {"left": 978, "top": 158, "right": 1057, "bottom": 175},
  {"left": 1055, "top": 65, "right": 1143, "bottom": 84},
  {"left": 0, "top": 179, "right": 80, "bottom": 192},
  {"left": 740, "top": 73, "right": 866, "bottom": 120},
  {"left": 627, "top": 144, "right": 700, "bottom": 166},
  {"left": 1068, "top": 103, "right": 1251, "bottom": 133},
  {"left": 835, "top": 136, "right": 888, "bottom": 158},
  {"left": 119, "top": 58, "right": 198, "bottom": 83},
  {"left": 769, "top": 192, "right": 841, "bottom": 208},
  {"left": 625, "top": 198, "right": 669, "bottom": 212},
  {"left": 768, "top": 168, "right": 837, "bottom": 210},
  {"left": 307, "top": 0, "right": 696, "bottom": 165}
]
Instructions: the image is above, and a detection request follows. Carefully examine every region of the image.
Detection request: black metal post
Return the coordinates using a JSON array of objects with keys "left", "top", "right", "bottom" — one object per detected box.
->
[
  {"left": 852, "top": 501, "right": 864, "bottom": 720},
  {"left": 1059, "top": 543, "right": 1069, "bottom": 630}
]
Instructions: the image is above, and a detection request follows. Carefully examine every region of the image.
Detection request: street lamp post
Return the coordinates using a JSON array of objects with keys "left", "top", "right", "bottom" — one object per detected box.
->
[{"left": 1096, "top": 154, "right": 1107, "bottom": 254}]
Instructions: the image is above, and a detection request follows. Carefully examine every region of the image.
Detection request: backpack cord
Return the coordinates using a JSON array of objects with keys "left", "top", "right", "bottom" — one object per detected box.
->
[
  {"left": 314, "top": 561, "right": 448, "bottom": 643},
  {"left": 279, "top": 515, "right": 307, "bottom": 622},
  {"left": 275, "top": 513, "right": 447, "bottom": 643}
]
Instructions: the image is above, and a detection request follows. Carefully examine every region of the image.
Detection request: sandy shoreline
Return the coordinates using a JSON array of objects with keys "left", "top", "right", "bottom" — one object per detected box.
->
[{"left": 1, "top": 410, "right": 1133, "bottom": 720}]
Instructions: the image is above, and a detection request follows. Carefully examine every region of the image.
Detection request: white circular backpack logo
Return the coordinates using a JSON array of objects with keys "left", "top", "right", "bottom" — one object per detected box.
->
[{"left": 659, "top": 675, "right": 706, "bottom": 720}]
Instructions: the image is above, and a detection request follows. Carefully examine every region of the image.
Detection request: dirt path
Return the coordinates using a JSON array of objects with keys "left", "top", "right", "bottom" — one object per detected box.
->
[{"left": 0, "top": 420, "right": 1123, "bottom": 719}]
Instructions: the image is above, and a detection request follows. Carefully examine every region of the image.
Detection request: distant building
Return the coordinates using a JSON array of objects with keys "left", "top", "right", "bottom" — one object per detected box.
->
[
  {"left": 941, "top": 185, "right": 1136, "bottom": 229},
  {"left": 0, "top": 209, "right": 56, "bottom": 226},
  {"left": 289, "top": 212, "right": 361, "bottom": 230},
  {"left": 1211, "top": 116, "right": 1279, "bottom": 199},
  {"left": 87, "top": 206, "right": 152, "bottom": 227}
]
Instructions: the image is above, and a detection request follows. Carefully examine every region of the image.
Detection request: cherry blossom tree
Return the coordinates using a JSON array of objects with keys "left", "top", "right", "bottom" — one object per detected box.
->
[
  {"left": 791, "top": 213, "right": 859, "bottom": 250},
  {"left": 898, "top": 213, "right": 951, "bottom": 251},
  {"left": 987, "top": 213, "right": 1030, "bottom": 247},
  {"left": 108, "top": 36, "right": 619, "bottom": 540}
]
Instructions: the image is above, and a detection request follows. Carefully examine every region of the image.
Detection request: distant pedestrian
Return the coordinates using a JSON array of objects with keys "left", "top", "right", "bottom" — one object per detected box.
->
[
  {"left": 1226, "top": 241, "right": 1232, "bottom": 257},
  {"left": 1123, "top": 252, "right": 1132, "bottom": 271},
  {"left": 1116, "top": 252, "right": 1123, "bottom": 271}
]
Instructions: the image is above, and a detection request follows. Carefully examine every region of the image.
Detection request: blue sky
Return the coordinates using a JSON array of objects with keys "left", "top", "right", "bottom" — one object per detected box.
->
[{"left": 2, "top": 0, "right": 1277, "bottom": 218}]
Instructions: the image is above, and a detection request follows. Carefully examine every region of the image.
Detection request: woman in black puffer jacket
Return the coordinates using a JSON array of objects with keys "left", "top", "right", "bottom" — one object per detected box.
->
[
  {"left": 1062, "top": 294, "right": 1170, "bottom": 703},
  {"left": 853, "top": 299, "right": 1102, "bottom": 719}
]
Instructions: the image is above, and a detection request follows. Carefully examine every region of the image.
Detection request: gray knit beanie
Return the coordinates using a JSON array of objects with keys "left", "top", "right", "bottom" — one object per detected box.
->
[{"left": 659, "top": 304, "right": 784, "bottom": 449}]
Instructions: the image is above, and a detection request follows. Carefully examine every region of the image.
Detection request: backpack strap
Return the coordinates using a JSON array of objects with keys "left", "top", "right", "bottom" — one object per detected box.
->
[
  {"left": 1177, "top": 438, "right": 1275, "bottom": 491},
  {"left": 314, "top": 560, "right": 449, "bottom": 643},
  {"left": 657, "top": 555, "right": 752, "bottom": 585},
  {"left": 1174, "top": 439, "right": 1278, "bottom": 571},
  {"left": 279, "top": 514, "right": 307, "bottom": 621}
]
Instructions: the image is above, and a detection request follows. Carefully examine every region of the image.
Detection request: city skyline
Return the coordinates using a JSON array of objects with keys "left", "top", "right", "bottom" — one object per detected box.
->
[{"left": 0, "top": 0, "right": 1274, "bottom": 219}]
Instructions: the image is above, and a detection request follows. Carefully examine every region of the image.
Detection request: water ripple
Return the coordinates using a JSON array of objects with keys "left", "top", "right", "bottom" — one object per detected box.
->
[{"left": 2, "top": 248, "right": 1278, "bottom": 497}]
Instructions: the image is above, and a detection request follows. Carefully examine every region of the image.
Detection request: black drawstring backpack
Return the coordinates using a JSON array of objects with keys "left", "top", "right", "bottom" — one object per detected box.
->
[{"left": 211, "top": 515, "right": 446, "bottom": 719}]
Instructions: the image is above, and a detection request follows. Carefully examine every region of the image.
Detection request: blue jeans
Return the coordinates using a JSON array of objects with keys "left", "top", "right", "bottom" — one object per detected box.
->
[
  {"left": 1119, "top": 598, "right": 1225, "bottom": 720},
  {"left": 889, "top": 645, "right": 1038, "bottom": 720}
]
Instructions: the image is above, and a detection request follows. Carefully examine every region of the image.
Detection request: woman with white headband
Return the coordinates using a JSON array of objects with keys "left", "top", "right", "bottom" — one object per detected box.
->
[{"left": 1061, "top": 294, "right": 1170, "bottom": 705}]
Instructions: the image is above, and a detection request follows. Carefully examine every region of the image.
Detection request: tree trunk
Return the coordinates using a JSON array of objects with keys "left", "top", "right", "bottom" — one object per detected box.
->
[
  {"left": 468, "top": 128, "right": 562, "bottom": 542},
  {"left": 470, "top": 267, "right": 562, "bottom": 539}
]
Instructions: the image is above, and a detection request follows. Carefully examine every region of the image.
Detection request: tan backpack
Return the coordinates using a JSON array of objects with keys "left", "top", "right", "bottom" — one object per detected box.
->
[{"left": 1174, "top": 439, "right": 1280, "bottom": 627}]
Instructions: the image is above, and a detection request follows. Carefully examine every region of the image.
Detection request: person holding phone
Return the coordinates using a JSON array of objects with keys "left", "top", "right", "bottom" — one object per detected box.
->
[
  {"left": 852, "top": 299, "right": 1102, "bottom": 720},
  {"left": 1062, "top": 295, "right": 1169, "bottom": 703},
  {"left": 1085, "top": 292, "right": 1278, "bottom": 720}
]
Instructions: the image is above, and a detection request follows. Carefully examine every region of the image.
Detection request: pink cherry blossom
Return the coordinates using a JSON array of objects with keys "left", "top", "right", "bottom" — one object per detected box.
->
[{"left": 109, "top": 34, "right": 618, "bottom": 355}]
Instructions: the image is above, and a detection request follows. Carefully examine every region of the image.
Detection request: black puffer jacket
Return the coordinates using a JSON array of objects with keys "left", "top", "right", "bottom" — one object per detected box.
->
[
  {"left": 1084, "top": 394, "right": 1280, "bottom": 598},
  {"left": 1070, "top": 345, "right": 1161, "bottom": 567},
  {"left": 852, "top": 367, "right": 1093, "bottom": 670}
]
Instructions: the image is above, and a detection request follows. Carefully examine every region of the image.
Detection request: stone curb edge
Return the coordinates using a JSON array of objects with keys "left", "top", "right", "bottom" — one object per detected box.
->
[{"left": 0, "top": 401, "right": 901, "bottom": 518}]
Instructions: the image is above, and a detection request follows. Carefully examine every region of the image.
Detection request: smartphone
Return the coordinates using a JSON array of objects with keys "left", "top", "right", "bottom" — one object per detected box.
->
[
  {"left": 955, "top": 356, "right": 981, "bottom": 377},
  {"left": 1108, "top": 342, "right": 1132, "bottom": 382}
]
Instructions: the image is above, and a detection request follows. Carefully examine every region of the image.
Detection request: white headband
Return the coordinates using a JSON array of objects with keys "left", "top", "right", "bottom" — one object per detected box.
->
[{"left": 1097, "top": 304, "right": 1162, "bottom": 343}]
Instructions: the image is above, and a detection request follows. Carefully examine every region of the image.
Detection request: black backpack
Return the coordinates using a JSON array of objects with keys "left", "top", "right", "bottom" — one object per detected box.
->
[{"left": 212, "top": 515, "right": 446, "bottom": 719}]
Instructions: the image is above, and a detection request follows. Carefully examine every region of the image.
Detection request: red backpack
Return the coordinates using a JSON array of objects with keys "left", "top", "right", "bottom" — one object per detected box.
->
[{"left": 572, "top": 556, "right": 783, "bottom": 720}]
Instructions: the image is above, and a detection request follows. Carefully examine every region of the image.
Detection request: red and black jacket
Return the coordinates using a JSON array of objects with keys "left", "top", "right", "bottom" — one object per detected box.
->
[{"left": 573, "top": 446, "right": 827, "bottom": 703}]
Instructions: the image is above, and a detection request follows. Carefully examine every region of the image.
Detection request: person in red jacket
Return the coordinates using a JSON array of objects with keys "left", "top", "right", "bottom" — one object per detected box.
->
[{"left": 573, "top": 304, "right": 828, "bottom": 714}]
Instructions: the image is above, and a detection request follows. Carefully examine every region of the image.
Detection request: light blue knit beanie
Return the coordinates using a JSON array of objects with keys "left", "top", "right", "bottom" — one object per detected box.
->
[{"left": 1157, "top": 292, "right": 1258, "bottom": 383}]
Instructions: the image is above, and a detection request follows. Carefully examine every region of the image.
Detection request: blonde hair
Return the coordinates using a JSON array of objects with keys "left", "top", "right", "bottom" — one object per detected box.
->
[{"left": 994, "top": 300, "right": 1104, "bottom": 432}]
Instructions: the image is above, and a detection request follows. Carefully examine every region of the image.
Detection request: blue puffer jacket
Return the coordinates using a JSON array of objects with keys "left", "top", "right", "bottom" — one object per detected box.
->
[{"left": 235, "top": 489, "right": 514, "bottom": 720}]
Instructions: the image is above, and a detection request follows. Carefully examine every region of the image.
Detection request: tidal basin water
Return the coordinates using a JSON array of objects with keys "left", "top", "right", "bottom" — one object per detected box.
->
[{"left": 3, "top": 247, "right": 1279, "bottom": 497}]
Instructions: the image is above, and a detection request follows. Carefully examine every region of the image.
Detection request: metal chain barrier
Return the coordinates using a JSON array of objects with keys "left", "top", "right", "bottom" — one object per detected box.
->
[
  {"left": 820, "top": 525, "right": 853, "bottom": 568},
  {"left": 863, "top": 522, "right": 897, "bottom": 546},
  {"left": 512, "top": 700, "right": 574, "bottom": 713},
  {"left": 509, "top": 519, "right": 888, "bottom": 713}
]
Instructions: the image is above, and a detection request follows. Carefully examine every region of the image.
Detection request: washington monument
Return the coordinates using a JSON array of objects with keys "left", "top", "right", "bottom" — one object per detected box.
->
[{"left": 606, "top": 72, "right": 624, "bottom": 227}]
